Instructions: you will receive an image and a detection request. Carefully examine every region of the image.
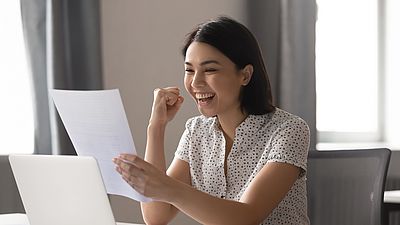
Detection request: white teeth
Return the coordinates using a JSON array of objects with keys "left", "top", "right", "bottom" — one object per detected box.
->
[{"left": 195, "top": 93, "right": 215, "bottom": 99}]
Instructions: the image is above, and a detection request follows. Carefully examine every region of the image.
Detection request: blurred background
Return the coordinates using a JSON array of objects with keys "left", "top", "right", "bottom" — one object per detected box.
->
[{"left": 0, "top": 0, "right": 399, "bottom": 224}]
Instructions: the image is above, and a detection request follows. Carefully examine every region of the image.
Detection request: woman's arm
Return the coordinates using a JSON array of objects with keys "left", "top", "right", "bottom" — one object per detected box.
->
[
  {"left": 174, "top": 162, "right": 299, "bottom": 225},
  {"left": 140, "top": 123, "right": 191, "bottom": 225},
  {"left": 114, "top": 155, "right": 300, "bottom": 225},
  {"left": 171, "top": 161, "right": 300, "bottom": 225},
  {"left": 133, "top": 87, "right": 189, "bottom": 225}
]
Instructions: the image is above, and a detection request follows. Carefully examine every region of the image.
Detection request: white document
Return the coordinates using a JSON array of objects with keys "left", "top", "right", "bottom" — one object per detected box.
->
[{"left": 50, "top": 89, "right": 150, "bottom": 202}]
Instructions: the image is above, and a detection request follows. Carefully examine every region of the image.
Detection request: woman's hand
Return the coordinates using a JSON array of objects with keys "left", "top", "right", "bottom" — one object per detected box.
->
[
  {"left": 113, "top": 154, "right": 177, "bottom": 202},
  {"left": 149, "top": 87, "right": 184, "bottom": 126}
]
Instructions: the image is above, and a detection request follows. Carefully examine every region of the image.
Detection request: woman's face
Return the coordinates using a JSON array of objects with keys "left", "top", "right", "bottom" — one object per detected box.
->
[{"left": 184, "top": 42, "right": 248, "bottom": 118}]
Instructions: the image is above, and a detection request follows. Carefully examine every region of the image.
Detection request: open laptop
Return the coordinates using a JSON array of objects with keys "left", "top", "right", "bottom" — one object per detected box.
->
[{"left": 9, "top": 154, "right": 138, "bottom": 225}]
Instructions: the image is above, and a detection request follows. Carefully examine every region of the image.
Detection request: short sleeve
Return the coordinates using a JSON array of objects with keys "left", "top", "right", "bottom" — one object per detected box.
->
[
  {"left": 267, "top": 117, "right": 310, "bottom": 177},
  {"left": 174, "top": 118, "right": 194, "bottom": 163}
]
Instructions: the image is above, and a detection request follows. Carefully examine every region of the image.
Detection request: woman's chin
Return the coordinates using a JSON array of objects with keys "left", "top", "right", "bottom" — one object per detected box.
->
[{"left": 198, "top": 108, "right": 216, "bottom": 118}]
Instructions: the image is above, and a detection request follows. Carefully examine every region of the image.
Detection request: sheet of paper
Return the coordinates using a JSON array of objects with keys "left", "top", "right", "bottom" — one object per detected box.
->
[{"left": 50, "top": 89, "right": 150, "bottom": 202}]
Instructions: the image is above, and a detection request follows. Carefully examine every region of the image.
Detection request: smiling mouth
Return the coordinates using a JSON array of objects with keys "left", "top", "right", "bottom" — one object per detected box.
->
[{"left": 195, "top": 93, "right": 215, "bottom": 103}]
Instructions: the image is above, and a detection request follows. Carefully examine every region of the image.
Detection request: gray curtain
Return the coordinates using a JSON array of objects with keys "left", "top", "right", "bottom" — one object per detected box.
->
[
  {"left": 21, "top": 0, "right": 103, "bottom": 155},
  {"left": 0, "top": 0, "right": 103, "bottom": 213},
  {"left": 247, "top": 0, "right": 317, "bottom": 150},
  {"left": 21, "top": 0, "right": 50, "bottom": 155}
]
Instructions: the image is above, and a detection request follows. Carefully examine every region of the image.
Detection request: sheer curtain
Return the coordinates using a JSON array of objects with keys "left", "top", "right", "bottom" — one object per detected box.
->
[
  {"left": 21, "top": 0, "right": 103, "bottom": 155},
  {"left": 247, "top": 0, "right": 317, "bottom": 150}
]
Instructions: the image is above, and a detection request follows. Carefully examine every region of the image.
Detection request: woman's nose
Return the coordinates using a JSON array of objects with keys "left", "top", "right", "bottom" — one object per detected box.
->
[{"left": 191, "top": 72, "right": 206, "bottom": 88}]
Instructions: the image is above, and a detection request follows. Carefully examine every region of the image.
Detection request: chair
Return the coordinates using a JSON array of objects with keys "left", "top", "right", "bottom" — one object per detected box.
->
[
  {"left": 307, "top": 148, "right": 391, "bottom": 225},
  {"left": 385, "top": 150, "right": 400, "bottom": 225},
  {"left": 0, "top": 155, "right": 24, "bottom": 214}
]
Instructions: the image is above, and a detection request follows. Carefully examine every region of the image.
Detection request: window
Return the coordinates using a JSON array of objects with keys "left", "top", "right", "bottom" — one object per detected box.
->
[
  {"left": 316, "top": 0, "right": 400, "bottom": 149},
  {"left": 0, "top": 1, "right": 34, "bottom": 154},
  {"left": 385, "top": 0, "right": 400, "bottom": 147}
]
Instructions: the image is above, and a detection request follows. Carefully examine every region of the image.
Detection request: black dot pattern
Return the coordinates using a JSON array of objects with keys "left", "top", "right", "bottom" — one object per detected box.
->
[{"left": 175, "top": 108, "right": 310, "bottom": 225}]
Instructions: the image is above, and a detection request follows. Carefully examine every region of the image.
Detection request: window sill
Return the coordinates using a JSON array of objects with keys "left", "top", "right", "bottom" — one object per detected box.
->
[{"left": 316, "top": 142, "right": 400, "bottom": 151}]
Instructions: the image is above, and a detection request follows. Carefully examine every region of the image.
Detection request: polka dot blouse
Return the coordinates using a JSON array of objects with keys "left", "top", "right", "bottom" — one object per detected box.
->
[{"left": 175, "top": 108, "right": 310, "bottom": 225}]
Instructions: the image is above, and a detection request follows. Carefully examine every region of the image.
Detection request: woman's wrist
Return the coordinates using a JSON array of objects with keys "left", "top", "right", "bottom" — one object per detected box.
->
[
  {"left": 146, "top": 122, "right": 166, "bottom": 154},
  {"left": 147, "top": 120, "right": 167, "bottom": 132},
  {"left": 163, "top": 177, "right": 188, "bottom": 204}
]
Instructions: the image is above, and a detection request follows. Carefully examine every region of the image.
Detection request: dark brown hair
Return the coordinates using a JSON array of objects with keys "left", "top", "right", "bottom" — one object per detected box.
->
[{"left": 182, "top": 16, "right": 275, "bottom": 115}]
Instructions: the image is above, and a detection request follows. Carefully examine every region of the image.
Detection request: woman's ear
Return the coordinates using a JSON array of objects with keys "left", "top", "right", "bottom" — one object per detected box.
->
[{"left": 241, "top": 64, "right": 253, "bottom": 86}]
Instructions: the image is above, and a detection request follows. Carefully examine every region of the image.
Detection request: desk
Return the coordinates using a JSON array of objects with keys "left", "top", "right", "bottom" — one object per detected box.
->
[
  {"left": 0, "top": 214, "right": 28, "bottom": 225},
  {"left": 0, "top": 213, "right": 143, "bottom": 225},
  {"left": 385, "top": 190, "right": 400, "bottom": 203},
  {"left": 384, "top": 191, "right": 400, "bottom": 225}
]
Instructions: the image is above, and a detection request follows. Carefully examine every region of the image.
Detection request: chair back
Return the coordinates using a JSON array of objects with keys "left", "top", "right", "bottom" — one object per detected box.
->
[
  {"left": 0, "top": 155, "right": 24, "bottom": 213},
  {"left": 307, "top": 148, "right": 391, "bottom": 225}
]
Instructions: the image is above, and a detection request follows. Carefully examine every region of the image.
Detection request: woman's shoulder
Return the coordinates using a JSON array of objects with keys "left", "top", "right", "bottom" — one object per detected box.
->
[
  {"left": 272, "top": 108, "right": 307, "bottom": 122},
  {"left": 253, "top": 108, "right": 309, "bottom": 130},
  {"left": 271, "top": 108, "right": 310, "bottom": 135}
]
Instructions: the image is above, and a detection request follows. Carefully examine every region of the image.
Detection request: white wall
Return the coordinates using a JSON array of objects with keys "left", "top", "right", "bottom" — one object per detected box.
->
[{"left": 101, "top": 1, "right": 246, "bottom": 224}]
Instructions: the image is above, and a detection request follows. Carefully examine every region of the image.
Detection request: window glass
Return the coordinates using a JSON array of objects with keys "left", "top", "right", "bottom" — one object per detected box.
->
[
  {"left": 0, "top": 0, "right": 34, "bottom": 154},
  {"left": 316, "top": 0, "right": 378, "bottom": 134},
  {"left": 385, "top": 0, "right": 400, "bottom": 147}
]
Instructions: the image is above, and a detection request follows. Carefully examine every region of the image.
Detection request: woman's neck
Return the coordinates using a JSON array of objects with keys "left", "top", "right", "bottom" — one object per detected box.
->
[{"left": 217, "top": 109, "right": 248, "bottom": 141}]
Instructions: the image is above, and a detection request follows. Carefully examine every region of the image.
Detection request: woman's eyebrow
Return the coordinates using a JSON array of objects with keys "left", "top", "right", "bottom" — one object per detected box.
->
[{"left": 185, "top": 60, "right": 221, "bottom": 66}]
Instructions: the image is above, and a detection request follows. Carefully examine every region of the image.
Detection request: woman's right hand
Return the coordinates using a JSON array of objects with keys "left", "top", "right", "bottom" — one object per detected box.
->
[{"left": 149, "top": 87, "right": 184, "bottom": 126}]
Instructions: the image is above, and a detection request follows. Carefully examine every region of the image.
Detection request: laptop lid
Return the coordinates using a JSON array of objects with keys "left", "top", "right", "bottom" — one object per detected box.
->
[{"left": 9, "top": 154, "right": 117, "bottom": 225}]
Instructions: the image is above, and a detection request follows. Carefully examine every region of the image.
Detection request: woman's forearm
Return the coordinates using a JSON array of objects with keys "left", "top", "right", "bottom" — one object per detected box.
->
[
  {"left": 168, "top": 181, "right": 261, "bottom": 225},
  {"left": 165, "top": 162, "right": 299, "bottom": 225},
  {"left": 144, "top": 122, "right": 167, "bottom": 170},
  {"left": 141, "top": 122, "right": 177, "bottom": 224}
]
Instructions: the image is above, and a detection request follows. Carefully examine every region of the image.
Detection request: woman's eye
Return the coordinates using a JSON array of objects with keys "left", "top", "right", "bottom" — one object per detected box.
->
[
  {"left": 205, "top": 68, "right": 217, "bottom": 73},
  {"left": 185, "top": 69, "right": 194, "bottom": 74}
]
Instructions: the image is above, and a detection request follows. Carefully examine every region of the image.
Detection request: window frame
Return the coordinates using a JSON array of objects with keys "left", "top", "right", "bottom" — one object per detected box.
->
[{"left": 316, "top": 0, "right": 392, "bottom": 147}]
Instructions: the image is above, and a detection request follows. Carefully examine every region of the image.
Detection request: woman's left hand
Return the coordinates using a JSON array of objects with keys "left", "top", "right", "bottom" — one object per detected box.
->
[{"left": 113, "top": 154, "right": 176, "bottom": 202}]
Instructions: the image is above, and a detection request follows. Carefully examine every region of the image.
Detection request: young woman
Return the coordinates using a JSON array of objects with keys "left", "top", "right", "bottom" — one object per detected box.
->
[{"left": 113, "top": 16, "right": 310, "bottom": 225}]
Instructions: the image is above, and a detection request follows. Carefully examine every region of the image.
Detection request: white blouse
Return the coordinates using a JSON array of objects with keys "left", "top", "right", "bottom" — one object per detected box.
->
[{"left": 175, "top": 108, "right": 310, "bottom": 225}]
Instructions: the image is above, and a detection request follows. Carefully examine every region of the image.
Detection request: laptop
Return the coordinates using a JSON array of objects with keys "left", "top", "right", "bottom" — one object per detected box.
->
[{"left": 9, "top": 154, "right": 138, "bottom": 225}]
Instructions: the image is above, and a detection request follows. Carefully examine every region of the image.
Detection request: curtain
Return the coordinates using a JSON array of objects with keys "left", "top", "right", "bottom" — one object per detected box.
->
[
  {"left": 247, "top": 0, "right": 317, "bottom": 150},
  {"left": 21, "top": 0, "right": 50, "bottom": 155},
  {"left": 21, "top": 0, "right": 103, "bottom": 155}
]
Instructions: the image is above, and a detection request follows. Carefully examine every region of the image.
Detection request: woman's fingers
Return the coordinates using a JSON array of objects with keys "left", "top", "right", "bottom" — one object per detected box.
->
[
  {"left": 113, "top": 156, "right": 146, "bottom": 188},
  {"left": 153, "top": 87, "right": 180, "bottom": 97},
  {"left": 165, "top": 95, "right": 178, "bottom": 106},
  {"left": 113, "top": 156, "right": 142, "bottom": 172},
  {"left": 150, "top": 87, "right": 184, "bottom": 124},
  {"left": 119, "top": 154, "right": 146, "bottom": 168},
  {"left": 154, "top": 87, "right": 181, "bottom": 106},
  {"left": 113, "top": 154, "right": 171, "bottom": 199},
  {"left": 162, "top": 87, "right": 180, "bottom": 94}
]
